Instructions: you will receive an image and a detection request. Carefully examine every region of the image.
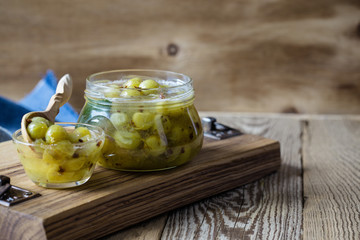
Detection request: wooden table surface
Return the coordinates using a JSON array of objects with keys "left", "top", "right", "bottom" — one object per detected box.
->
[
  {"left": 1, "top": 112, "right": 359, "bottom": 239},
  {"left": 97, "top": 112, "right": 359, "bottom": 240}
]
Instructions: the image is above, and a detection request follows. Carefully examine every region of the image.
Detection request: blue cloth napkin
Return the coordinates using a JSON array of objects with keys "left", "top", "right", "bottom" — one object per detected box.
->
[
  {"left": 0, "top": 126, "right": 12, "bottom": 142},
  {"left": 0, "top": 70, "right": 79, "bottom": 141}
]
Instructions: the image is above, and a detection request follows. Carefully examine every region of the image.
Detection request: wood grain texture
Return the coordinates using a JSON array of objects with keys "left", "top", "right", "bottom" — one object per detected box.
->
[
  {"left": 100, "top": 214, "right": 168, "bottom": 240},
  {"left": 0, "top": 133, "right": 280, "bottom": 240},
  {"left": 110, "top": 114, "right": 302, "bottom": 239},
  {"left": 0, "top": 0, "right": 360, "bottom": 114},
  {"left": 302, "top": 119, "right": 360, "bottom": 239},
  {"left": 0, "top": 208, "right": 47, "bottom": 240}
]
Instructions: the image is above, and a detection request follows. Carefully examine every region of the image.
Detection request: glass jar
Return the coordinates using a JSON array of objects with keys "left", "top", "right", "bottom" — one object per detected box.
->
[{"left": 78, "top": 70, "right": 203, "bottom": 171}]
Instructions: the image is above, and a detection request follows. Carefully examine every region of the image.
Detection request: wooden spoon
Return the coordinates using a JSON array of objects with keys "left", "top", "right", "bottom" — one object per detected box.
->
[{"left": 21, "top": 74, "right": 73, "bottom": 142}]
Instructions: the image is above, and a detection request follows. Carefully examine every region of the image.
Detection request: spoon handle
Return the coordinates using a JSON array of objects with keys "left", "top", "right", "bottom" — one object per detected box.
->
[{"left": 45, "top": 74, "right": 73, "bottom": 122}]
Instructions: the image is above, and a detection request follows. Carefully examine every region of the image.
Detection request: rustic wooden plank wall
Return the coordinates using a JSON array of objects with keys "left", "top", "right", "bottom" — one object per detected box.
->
[{"left": 0, "top": 0, "right": 359, "bottom": 114}]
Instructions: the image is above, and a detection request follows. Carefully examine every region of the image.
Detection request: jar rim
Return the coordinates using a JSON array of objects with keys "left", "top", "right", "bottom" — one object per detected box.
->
[
  {"left": 85, "top": 69, "right": 194, "bottom": 103},
  {"left": 86, "top": 69, "right": 192, "bottom": 89}
]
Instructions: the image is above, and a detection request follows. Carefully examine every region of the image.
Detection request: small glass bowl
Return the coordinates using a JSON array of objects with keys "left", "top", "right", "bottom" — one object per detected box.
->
[{"left": 12, "top": 123, "right": 105, "bottom": 188}]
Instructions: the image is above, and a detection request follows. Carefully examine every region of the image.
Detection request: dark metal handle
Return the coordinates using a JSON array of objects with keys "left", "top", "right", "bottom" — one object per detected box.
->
[
  {"left": 0, "top": 175, "right": 41, "bottom": 207},
  {"left": 201, "top": 117, "right": 242, "bottom": 140},
  {"left": 0, "top": 175, "right": 10, "bottom": 186},
  {"left": 0, "top": 183, "right": 11, "bottom": 197}
]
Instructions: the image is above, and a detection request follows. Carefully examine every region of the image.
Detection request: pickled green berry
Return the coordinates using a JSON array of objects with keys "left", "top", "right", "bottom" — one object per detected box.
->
[
  {"left": 27, "top": 121, "right": 48, "bottom": 140},
  {"left": 145, "top": 135, "right": 166, "bottom": 156},
  {"left": 113, "top": 130, "right": 141, "bottom": 149},
  {"left": 31, "top": 117, "right": 52, "bottom": 127},
  {"left": 32, "top": 138, "right": 46, "bottom": 154},
  {"left": 123, "top": 77, "right": 142, "bottom": 88},
  {"left": 168, "top": 125, "right": 191, "bottom": 145},
  {"left": 132, "top": 112, "right": 154, "bottom": 130},
  {"left": 52, "top": 140, "right": 75, "bottom": 158},
  {"left": 120, "top": 89, "right": 142, "bottom": 97},
  {"left": 34, "top": 138, "right": 46, "bottom": 146},
  {"left": 69, "top": 126, "right": 91, "bottom": 143},
  {"left": 139, "top": 79, "right": 159, "bottom": 89},
  {"left": 155, "top": 101, "right": 185, "bottom": 116},
  {"left": 139, "top": 79, "right": 160, "bottom": 95},
  {"left": 104, "top": 88, "right": 120, "bottom": 98},
  {"left": 45, "top": 125, "right": 69, "bottom": 144},
  {"left": 110, "top": 112, "right": 129, "bottom": 129}
]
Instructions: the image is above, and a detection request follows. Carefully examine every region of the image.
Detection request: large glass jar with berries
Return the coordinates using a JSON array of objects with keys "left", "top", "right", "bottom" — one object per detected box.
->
[{"left": 78, "top": 69, "right": 203, "bottom": 171}]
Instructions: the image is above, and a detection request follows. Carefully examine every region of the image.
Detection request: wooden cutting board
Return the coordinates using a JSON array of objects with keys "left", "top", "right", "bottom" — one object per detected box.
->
[{"left": 0, "top": 134, "right": 280, "bottom": 240}]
